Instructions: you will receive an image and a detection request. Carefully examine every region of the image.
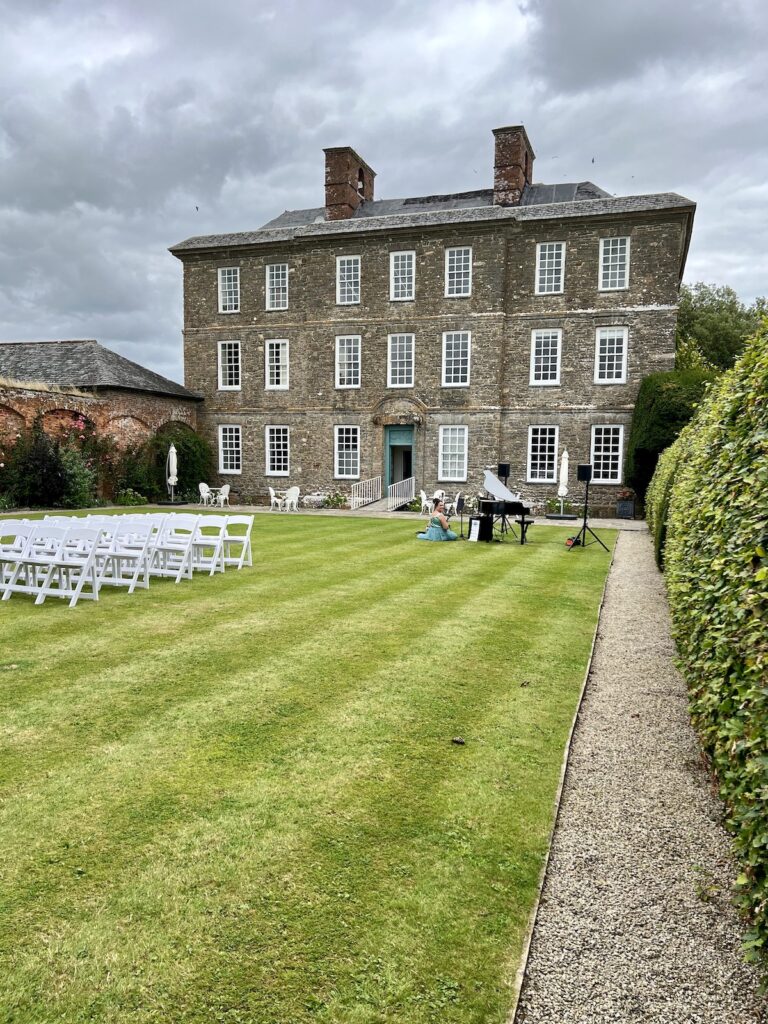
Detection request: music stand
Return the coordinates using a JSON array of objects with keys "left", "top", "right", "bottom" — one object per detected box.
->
[
  {"left": 456, "top": 496, "right": 466, "bottom": 539},
  {"left": 568, "top": 469, "right": 608, "bottom": 552}
]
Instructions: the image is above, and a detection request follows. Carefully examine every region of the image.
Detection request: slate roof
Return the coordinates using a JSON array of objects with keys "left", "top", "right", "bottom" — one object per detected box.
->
[
  {"left": 0, "top": 340, "right": 199, "bottom": 400},
  {"left": 170, "top": 183, "right": 694, "bottom": 254}
]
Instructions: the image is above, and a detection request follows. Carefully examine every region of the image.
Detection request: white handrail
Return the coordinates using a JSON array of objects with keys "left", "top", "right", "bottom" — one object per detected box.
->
[
  {"left": 351, "top": 476, "right": 382, "bottom": 510},
  {"left": 387, "top": 476, "right": 415, "bottom": 511}
]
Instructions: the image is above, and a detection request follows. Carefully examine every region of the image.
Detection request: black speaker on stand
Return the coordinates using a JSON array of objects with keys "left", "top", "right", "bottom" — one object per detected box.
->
[
  {"left": 497, "top": 463, "right": 511, "bottom": 486},
  {"left": 568, "top": 464, "right": 608, "bottom": 551}
]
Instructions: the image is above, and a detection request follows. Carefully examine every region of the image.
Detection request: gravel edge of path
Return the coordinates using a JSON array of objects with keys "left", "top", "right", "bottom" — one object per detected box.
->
[
  {"left": 510, "top": 529, "right": 767, "bottom": 1024},
  {"left": 503, "top": 534, "right": 617, "bottom": 1019}
]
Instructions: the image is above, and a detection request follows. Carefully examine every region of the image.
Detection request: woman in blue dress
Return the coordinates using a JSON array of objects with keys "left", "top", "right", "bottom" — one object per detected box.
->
[{"left": 417, "top": 498, "right": 458, "bottom": 541}]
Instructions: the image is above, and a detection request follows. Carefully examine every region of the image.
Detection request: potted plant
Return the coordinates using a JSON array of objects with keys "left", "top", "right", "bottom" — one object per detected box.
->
[{"left": 616, "top": 487, "right": 636, "bottom": 519}]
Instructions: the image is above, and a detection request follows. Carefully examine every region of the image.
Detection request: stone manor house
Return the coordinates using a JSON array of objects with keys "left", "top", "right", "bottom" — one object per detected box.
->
[{"left": 171, "top": 125, "right": 695, "bottom": 506}]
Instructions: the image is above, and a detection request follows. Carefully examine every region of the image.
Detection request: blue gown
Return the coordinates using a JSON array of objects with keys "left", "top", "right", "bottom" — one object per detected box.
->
[{"left": 417, "top": 514, "right": 458, "bottom": 541}]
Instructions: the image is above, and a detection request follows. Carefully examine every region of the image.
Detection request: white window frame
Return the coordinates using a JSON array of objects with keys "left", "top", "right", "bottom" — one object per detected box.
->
[
  {"left": 389, "top": 250, "right": 415, "bottom": 301},
  {"left": 334, "top": 425, "right": 360, "bottom": 479},
  {"left": 266, "top": 262, "right": 289, "bottom": 310},
  {"left": 529, "top": 329, "right": 562, "bottom": 386},
  {"left": 265, "top": 339, "right": 289, "bottom": 391},
  {"left": 218, "top": 424, "right": 242, "bottom": 475},
  {"left": 444, "top": 246, "right": 472, "bottom": 297},
  {"left": 387, "top": 333, "right": 415, "bottom": 388},
  {"left": 335, "top": 335, "right": 361, "bottom": 389},
  {"left": 438, "top": 425, "right": 468, "bottom": 482},
  {"left": 265, "top": 425, "right": 290, "bottom": 477},
  {"left": 441, "top": 331, "right": 471, "bottom": 387},
  {"left": 591, "top": 425, "right": 624, "bottom": 483},
  {"left": 217, "top": 340, "right": 241, "bottom": 391},
  {"left": 217, "top": 267, "right": 240, "bottom": 313},
  {"left": 598, "top": 237, "right": 630, "bottom": 291},
  {"left": 336, "top": 255, "right": 361, "bottom": 305},
  {"left": 527, "top": 425, "right": 559, "bottom": 483},
  {"left": 594, "top": 326, "right": 628, "bottom": 384},
  {"left": 534, "top": 242, "right": 565, "bottom": 295}
]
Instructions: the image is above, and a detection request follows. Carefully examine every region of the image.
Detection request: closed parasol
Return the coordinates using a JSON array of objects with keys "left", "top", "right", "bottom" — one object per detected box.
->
[{"left": 166, "top": 443, "right": 178, "bottom": 502}]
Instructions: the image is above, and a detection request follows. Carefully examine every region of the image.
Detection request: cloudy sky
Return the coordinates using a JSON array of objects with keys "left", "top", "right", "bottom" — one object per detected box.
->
[{"left": 1, "top": 0, "right": 765, "bottom": 383}]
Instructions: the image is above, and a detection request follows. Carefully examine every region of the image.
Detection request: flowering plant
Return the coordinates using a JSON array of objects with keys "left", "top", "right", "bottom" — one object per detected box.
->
[{"left": 616, "top": 487, "right": 636, "bottom": 501}]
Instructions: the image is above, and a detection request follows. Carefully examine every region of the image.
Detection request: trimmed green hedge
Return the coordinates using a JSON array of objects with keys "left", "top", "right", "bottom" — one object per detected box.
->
[
  {"left": 650, "top": 321, "right": 768, "bottom": 962},
  {"left": 625, "top": 368, "right": 715, "bottom": 498}
]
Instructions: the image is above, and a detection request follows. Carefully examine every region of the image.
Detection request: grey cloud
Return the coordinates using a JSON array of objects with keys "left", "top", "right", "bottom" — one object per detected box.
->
[{"left": 0, "top": 0, "right": 765, "bottom": 386}]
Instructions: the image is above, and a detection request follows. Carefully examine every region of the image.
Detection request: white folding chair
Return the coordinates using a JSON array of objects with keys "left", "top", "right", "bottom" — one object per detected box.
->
[
  {"left": 191, "top": 515, "right": 228, "bottom": 576},
  {"left": 33, "top": 526, "right": 104, "bottom": 607},
  {"left": 0, "top": 522, "right": 35, "bottom": 588},
  {"left": 2, "top": 524, "right": 69, "bottom": 602},
  {"left": 97, "top": 519, "right": 154, "bottom": 594},
  {"left": 283, "top": 486, "right": 300, "bottom": 512},
  {"left": 148, "top": 514, "right": 200, "bottom": 583},
  {"left": 221, "top": 515, "right": 254, "bottom": 569}
]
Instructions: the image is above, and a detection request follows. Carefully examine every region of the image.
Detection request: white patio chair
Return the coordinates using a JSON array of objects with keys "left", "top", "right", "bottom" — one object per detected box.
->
[
  {"left": 33, "top": 526, "right": 104, "bottom": 607},
  {"left": 191, "top": 514, "right": 228, "bottom": 575},
  {"left": 445, "top": 492, "right": 461, "bottom": 516},
  {"left": 283, "top": 486, "right": 300, "bottom": 512},
  {"left": 199, "top": 483, "right": 212, "bottom": 506},
  {"left": 148, "top": 514, "right": 200, "bottom": 583},
  {"left": 216, "top": 483, "right": 231, "bottom": 508},
  {"left": 97, "top": 519, "right": 154, "bottom": 594},
  {"left": 432, "top": 489, "right": 446, "bottom": 503},
  {"left": 419, "top": 490, "right": 432, "bottom": 515},
  {"left": 221, "top": 514, "right": 254, "bottom": 569},
  {"left": 269, "top": 487, "right": 284, "bottom": 511}
]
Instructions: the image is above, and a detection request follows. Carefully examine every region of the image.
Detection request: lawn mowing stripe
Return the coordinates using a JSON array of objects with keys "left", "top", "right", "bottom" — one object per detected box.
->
[
  {"left": 0, "top": 524, "right": 589, "bottom": 777},
  {"left": 1, "top": 521, "right": 613, "bottom": 1023},
  {"left": 0, "top": 528, "right": 581, "bottom": 831}
]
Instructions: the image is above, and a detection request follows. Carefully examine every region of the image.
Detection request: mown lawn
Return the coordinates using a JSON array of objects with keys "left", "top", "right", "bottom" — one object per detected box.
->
[{"left": 1, "top": 513, "right": 614, "bottom": 1023}]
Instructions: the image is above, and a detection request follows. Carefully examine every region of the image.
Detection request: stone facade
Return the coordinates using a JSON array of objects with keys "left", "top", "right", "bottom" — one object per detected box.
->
[{"left": 173, "top": 126, "right": 694, "bottom": 511}]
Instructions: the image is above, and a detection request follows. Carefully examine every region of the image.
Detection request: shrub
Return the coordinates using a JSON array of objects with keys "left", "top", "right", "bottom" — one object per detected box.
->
[
  {"left": 114, "top": 427, "right": 214, "bottom": 502},
  {"left": 322, "top": 492, "right": 347, "bottom": 509},
  {"left": 60, "top": 443, "right": 98, "bottom": 508},
  {"left": 625, "top": 368, "right": 715, "bottom": 498},
  {"left": 145, "top": 425, "right": 215, "bottom": 500},
  {"left": 658, "top": 320, "right": 768, "bottom": 965},
  {"left": 4, "top": 415, "right": 67, "bottom": 508},
  {"left": 645, "top": 435, "right": 692, "bottom": 568},
  {"left": 114, "top": 488, "right": 148, "bottom": 506}
]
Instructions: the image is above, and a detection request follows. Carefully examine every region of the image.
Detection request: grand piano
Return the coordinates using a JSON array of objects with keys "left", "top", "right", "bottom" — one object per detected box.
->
[{"left": 475, "top": 471, "right": 534, "bottom": 544}]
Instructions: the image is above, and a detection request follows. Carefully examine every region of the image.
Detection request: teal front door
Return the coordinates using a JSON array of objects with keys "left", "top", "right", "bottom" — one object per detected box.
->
[{"left": 385, "top": 426, "right": 414, "bottom": 489}]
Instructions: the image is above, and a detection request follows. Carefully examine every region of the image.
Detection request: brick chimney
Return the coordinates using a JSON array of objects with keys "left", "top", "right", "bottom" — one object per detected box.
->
[
  {"left": 493, "top": 125, "right": 535, "bottom": 206},
  {"left": 324, "top": 147, "right": 376, "bottom": 220}
]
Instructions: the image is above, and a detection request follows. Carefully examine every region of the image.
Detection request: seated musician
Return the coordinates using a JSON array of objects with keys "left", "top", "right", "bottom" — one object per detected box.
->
[{"left": 417, "top": 498, "right": 458, "bottom": 542}]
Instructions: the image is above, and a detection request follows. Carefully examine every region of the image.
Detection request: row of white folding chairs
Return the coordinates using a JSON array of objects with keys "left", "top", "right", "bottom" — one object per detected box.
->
[
  {"left": 0, "top": 513, "right": 254, "bottom": 607},
  {"left": 65, "top": 512, "right": 254, "bottom": 579}
]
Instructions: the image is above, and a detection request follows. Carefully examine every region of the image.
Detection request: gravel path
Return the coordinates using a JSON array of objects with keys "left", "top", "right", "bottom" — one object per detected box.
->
[{"left": 515, "top": 529, "right": 767, "bottom": 1024}]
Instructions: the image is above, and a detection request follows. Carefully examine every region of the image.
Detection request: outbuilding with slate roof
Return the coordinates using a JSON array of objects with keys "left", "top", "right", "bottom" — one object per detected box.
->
[
  {"left": 171, "top": 123, "right": 695, "bottom": 511},
  {"left": 0, "top": 339, "right": 201, "bottom": 448}
]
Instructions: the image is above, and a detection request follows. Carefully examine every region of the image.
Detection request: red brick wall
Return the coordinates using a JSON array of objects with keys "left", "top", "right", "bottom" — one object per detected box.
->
[{"left": 0, "top": 386, "right": 198, "bottom": 446}]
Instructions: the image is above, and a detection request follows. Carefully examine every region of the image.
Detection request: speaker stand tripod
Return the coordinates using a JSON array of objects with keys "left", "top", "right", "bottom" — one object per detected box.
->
[{"left": 568, "top": 478, "right": 608, "bottom": 551}]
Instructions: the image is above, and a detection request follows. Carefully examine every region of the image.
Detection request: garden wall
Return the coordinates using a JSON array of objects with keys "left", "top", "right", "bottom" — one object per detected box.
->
[{"left": 0, "top": 384, "right": 198, "bottom": 447}]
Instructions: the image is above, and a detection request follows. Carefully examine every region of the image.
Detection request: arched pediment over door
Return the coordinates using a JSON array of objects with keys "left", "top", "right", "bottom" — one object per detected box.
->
[{"left": 371, "top": 394, "right": 427, "bottom": 427}]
